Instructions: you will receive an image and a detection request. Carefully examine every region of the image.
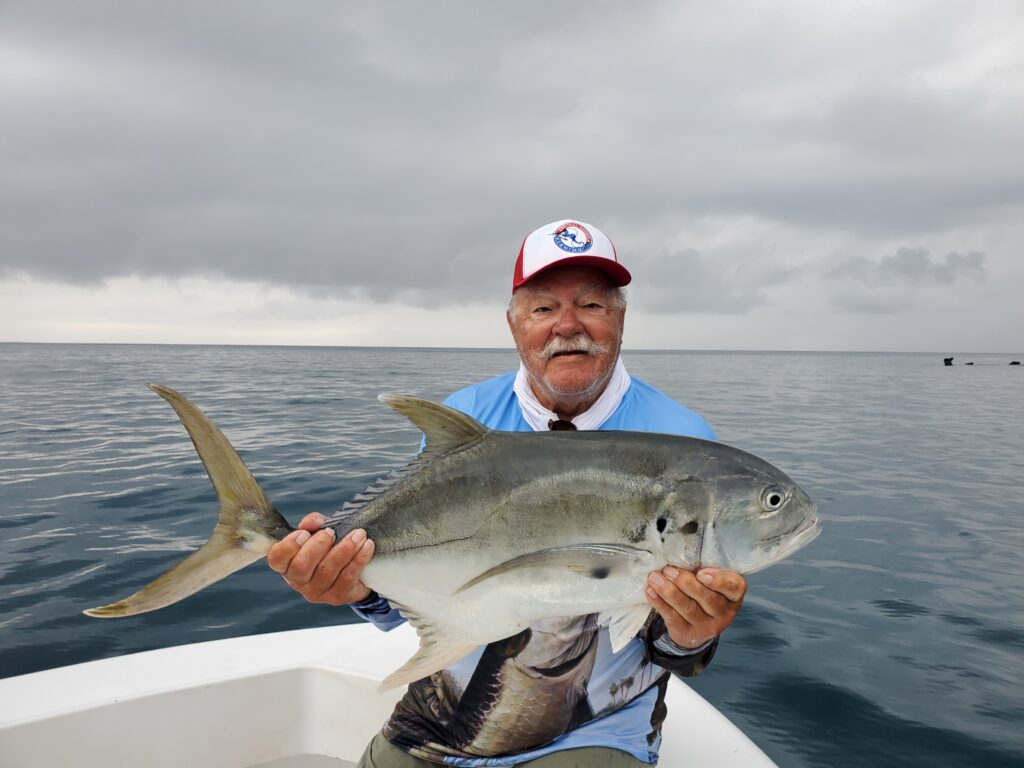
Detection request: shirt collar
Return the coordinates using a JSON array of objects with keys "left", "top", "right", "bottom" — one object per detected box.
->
[{"left": 513, "top": 357, "right": 631, "bottom": 431}]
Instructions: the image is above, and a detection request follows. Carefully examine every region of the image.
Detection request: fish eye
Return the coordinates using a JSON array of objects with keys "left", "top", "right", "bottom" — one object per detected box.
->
[{"left": 760, "top": 487, "right": 786, "bottom": 512}]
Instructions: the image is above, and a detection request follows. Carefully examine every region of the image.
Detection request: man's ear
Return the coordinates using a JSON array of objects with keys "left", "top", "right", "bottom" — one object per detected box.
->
[{"left": 506, "top": 293, "right": 520, "bottom": 335}]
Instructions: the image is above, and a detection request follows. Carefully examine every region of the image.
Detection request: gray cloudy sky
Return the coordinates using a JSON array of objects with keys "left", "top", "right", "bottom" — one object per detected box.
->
[{"left": 2, "top": 0, "right": 1022, "bottom": 351}]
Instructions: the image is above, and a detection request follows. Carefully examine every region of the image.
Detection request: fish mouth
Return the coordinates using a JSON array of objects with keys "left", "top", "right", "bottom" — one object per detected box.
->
[
  {"left": 786, "top": 513, "right": 822, "bottom": 549},
  {"left": 760, "top": 511, "right": 821, "bottom": 551},
  {"left": 794, "top": 512, "right": 819, "bottom": 534},
  {"left": 739, "top": 512, "right": 821, "bottom": 575}
]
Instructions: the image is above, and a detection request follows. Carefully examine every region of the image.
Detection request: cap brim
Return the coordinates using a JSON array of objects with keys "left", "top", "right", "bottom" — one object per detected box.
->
[{"left": 514, "top": 255, "right": 631, "bottom": 290}]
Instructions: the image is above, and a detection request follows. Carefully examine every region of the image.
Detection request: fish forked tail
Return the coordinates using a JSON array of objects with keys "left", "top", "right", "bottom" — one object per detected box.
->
[{"left": 84, "top": 383, "right": 294, "bottom": 618}]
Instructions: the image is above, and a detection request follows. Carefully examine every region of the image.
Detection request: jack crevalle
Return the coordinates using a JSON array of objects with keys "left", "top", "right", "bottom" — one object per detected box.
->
[{"left": 85, "top": 384, "right": 821, "bottom": 691}]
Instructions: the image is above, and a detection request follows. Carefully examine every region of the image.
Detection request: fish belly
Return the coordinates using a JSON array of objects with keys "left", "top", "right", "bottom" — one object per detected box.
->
[{"left": 364, "top": 552, "right": 651, "bottom": 647}]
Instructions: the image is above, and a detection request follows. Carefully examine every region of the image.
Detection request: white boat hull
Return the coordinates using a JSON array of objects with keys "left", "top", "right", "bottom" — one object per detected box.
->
[{"left": 0, "top": 623, "right": 777, "bottom": 767}]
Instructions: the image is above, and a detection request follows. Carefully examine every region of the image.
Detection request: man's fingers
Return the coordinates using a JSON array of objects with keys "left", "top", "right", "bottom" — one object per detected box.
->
[
  {"left": 645, "top": 584, "right": 710, "bottom": 648},
  {"left": 267, "top": 529, "right": 310, "bottom": 574},
  {"left": 647, "top": 571, "right": 708, "bottom": 624},
  {"left": 645, "top": 584, "right": 676, "bottom": 620},
  {"left": 269, "top": 519, "right": 377, "bottom": 605},
  {"left": 673, "top": 569, "right": 731, "bottom": 618},
  {"left": 304, "top": 530, "right": 370, "bottom": 597},
  {"left": 268, "top": 513, "right": 330, "bottom": 575},
  {"left": 646, "top": 564, "right": 752, "bottom": 649},
  {"left": 283, "top": 528, "right": 337, "bottom": 586},
  {"left": 646, "top": 584, "right": 693, "bottom": 626},
  {"left": 320, "top": 538, "right": 375, "bottom": 604},
  {"left": 696, "top": 568, "right": 747, "bottom": 603},
  {"left": 298, "top": 512, "right": 328, "bottom": 533},
  {"left": 654, "top": 567, "right": 747, "bottom": 620},
  {"left": 338, "top": 537, "right": 375, "bottom": 585}
]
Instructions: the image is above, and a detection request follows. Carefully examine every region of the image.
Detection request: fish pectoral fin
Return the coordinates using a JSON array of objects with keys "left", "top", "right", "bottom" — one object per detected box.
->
[
  {"left": 599, "top": 604, "right": 654, "bottom": 653},
  {"left": 377, "top": 602, "right": 479, "bottom": 693},
  {"left": 455, "top": 544, "right": 650, "bottom": 595}
]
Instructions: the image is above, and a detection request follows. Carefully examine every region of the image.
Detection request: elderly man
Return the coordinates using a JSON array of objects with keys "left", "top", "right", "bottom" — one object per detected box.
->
[{"left": 268, "top": 220, "right": 747, "bottom": 767}]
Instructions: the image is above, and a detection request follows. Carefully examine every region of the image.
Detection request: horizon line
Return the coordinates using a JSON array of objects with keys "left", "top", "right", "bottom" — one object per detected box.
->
[{"left": 0, "top": 340, "right": 1019, "bottom": 356}]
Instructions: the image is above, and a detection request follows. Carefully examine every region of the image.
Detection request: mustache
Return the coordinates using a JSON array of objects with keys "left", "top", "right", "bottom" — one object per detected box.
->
[{"left": 535, "top": 335, "right": 610, "bottom": 361}]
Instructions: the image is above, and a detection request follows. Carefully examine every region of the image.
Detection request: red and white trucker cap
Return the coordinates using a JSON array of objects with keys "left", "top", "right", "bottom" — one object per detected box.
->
[{"left": 512, "top": 219, "right": 632, "bottom": 291}]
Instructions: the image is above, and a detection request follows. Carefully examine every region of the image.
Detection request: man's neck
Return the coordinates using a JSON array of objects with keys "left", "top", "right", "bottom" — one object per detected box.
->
[
  {"left": 528, "top": 380, "right": 604, "bottom": 421},
  {"left": 513, "top": 359, "right": 631, "bottom": 432}
]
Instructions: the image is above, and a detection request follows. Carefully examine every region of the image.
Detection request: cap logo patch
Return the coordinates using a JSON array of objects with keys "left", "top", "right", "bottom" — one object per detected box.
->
[{"left": 551, "top": 222, "right": 593, "bottom": 254}]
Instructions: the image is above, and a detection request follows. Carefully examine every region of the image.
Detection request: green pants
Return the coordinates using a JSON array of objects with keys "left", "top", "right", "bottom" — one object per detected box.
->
[{"left": 357, "top": 733, "right": 651, "bottom": 767}]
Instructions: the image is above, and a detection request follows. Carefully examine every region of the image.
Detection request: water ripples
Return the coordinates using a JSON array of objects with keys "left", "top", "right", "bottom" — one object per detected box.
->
[{"left": 1, "top": 344, "right": 1021, "bottom": 767}]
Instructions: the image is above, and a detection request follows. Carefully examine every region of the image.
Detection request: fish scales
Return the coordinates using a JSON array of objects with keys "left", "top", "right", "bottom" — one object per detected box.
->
[{"left": 339, "top": 433, "right": 671, "bottom": 557}]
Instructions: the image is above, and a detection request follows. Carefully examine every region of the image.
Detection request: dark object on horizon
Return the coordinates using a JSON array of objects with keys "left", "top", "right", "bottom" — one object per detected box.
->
[
  {"left": 966, "top": 362, "right": 974, "bottom": 366},
  {"left": 1011, "top": 361, "right": 1021, "bottom": 366},
  {"left": 944, "top": 357, "right": 954, "bottom": 366}
]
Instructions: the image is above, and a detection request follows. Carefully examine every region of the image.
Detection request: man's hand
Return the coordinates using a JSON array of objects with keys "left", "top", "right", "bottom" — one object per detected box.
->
[
  {"left": 267, "top": 512, "right": 376, "bottom": 605},
  {"left": 645, "top": 566, "right": 746, "bottom": 648}
]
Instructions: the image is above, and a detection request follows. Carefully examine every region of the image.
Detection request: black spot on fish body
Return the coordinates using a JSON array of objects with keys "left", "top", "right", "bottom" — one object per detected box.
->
[
  {"left": 656, "top": 517, "right": 668, "bottom": 534},
  {"left": 681, "top": 521, "right": 699, "bottom": 535},
  {"left": 591, "top": 566, "right": 610, "bottom": 579},
  {"left": 625, "top": 521, "right": 647, "bottom": 543}
]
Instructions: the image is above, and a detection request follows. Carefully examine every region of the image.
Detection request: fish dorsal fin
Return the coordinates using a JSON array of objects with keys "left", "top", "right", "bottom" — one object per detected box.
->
[
  {"left": 323, "top": 397, "right": 488, "bottom": 528},
  {"left": 378, "top": 394, "right": 489, "bottom": 458}
]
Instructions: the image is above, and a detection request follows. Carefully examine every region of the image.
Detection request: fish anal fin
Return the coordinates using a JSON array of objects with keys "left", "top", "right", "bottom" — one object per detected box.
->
[
  {"left": 599, "top": 604, "right": 653, "bottom": 653},
  {"left": 377, "top": 601, "right": 480, "bottom": 692},
  {"left": 455, "top": 544, "right": 651, "bottom": 594},
  {"left": 379, "top": 640, "right": 479, "bottom": 692}
]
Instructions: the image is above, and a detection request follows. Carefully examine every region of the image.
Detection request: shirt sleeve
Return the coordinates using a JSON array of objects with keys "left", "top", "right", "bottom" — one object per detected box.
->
[
  {"left": 349, "top": 591, "right": 407, "bottom": 631},
  {"left": 644, "top": 615, "right": 719, "bottom": 676}
]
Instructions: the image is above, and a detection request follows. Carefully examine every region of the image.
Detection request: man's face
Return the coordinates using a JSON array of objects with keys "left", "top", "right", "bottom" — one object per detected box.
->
[{"left": 507, "top": 266, "right": 626, "bottom": 404}]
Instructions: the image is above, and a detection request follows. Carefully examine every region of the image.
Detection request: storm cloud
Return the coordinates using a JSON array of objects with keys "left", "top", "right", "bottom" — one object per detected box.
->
[
  {"left": 1, "top": 0, "right": 1022, "bottom": 349},
  {"left": 630, "top": 248, "right": 801, "bottom": 315},
  {"left": 827, "top": 248, "right": 990, "bottom": 315},
  {"left": 830, "top": 248, "right": 987, "bottom": 286}
]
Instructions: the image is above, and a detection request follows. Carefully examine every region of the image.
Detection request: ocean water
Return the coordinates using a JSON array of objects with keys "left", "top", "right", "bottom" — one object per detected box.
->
[{"left": 1, "top": 343, "right": 1021, "bottom": 767}]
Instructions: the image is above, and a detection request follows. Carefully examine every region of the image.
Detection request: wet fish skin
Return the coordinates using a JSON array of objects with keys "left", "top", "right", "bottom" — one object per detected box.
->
[{"left": 84, "top": 384, "right": 820, "bottom": 691}]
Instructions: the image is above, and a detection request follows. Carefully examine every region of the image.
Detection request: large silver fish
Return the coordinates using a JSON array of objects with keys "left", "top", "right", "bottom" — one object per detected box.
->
[{"left": 85, "top": 384, "right": 821, "bottom": 691}]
